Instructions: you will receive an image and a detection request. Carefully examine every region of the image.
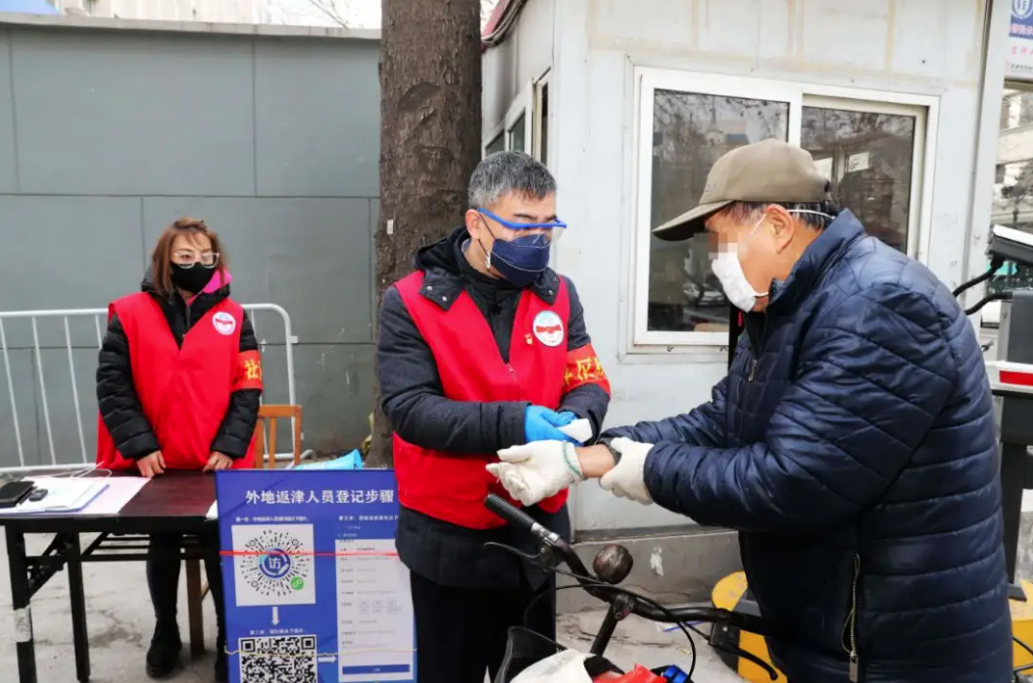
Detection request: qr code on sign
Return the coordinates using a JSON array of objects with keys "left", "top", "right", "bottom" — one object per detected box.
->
[{"left": 238, "top": 635, "right": 317, "bottom": 683}]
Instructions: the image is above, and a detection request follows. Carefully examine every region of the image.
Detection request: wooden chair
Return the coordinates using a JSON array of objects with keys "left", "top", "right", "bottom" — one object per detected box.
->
[
  {"left": 185, "top": 404, "right": 303, "bottom": 655},
  {"left": 252, "top": 404, "right": 304, "bottom": 471}
]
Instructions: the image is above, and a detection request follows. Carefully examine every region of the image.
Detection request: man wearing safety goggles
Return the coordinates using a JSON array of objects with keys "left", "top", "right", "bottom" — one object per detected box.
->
[
  {"left": 487, "top": 140, "right": 1011, "bottom": 683},
  {"left": 376, "top": 151, "right": 611, "bottom": 683}
]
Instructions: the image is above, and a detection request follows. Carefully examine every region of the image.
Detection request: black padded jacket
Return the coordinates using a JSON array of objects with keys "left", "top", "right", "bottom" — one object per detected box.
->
[{"left": 96, "top": 269, "right": 261, "bottom": 461}]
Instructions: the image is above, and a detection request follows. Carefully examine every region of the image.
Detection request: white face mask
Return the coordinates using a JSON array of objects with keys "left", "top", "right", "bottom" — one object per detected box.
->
[
  {"left": 711, "top": 215, "right": 768, "bottom": 312},
  {"left": 711, "top": 209, "right": 834, "bottom": 312},
  {"left": 712, "top": 245, "right": 767, "bottom": 312}
]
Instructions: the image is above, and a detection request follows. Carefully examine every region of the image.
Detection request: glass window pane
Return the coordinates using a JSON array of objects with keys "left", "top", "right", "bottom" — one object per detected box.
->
[
  {"left": 1020, "top": 93, "right": 1033, "bottom": 127},
  {"left": 989, "top": 87, "right": 1033, "bottom": 299},
  {"left": 993, "top": 159, "right": 1033, "bottom": 254},
  {"left": 801, "top": 107, "right": 916, "bottom": 253},
  {"left": 485, "top": 133, "right": 504, "bottom": 156},
  {"left": 648, "top": 90, "right": 790, "bottom": 333},
  {"left": 997, "top": 91, "right": 1033, "bottom": 129},
  {"left": 509, "top": 113, "right": 526, "bottom": 153},
  {"left": 540, "top": 84, "right": 549, "bottom": 166}
]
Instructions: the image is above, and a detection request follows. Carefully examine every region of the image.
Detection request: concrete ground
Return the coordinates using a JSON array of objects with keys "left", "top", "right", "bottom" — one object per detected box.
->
[
  {"left": 0, "top": 533, "right": 222, "bottom": 683},
  {"left": 0, "top": 533, "right": 741, "bottom": 683},
  {"left": 557, "top": 612, "right": 744, "bottom": 683}
]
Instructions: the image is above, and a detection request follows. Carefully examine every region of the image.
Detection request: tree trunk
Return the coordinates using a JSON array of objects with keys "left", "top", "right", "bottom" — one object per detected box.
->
[{"left": 369, "top": 0, "right": 483, "bottom": 468}]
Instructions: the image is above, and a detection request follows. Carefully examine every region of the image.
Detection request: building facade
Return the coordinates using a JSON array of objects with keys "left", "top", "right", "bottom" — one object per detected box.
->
[
  {"left": 45, "top": 0, "right": 499, "bottom": 29},
  {"left": 481, "top": 0, "right": 1008, "bottom": 596}
]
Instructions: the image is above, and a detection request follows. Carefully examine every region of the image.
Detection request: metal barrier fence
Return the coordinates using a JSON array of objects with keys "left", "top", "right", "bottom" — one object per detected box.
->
[{"left": 0, "top": 304, "right": 297, "bottom": 474}]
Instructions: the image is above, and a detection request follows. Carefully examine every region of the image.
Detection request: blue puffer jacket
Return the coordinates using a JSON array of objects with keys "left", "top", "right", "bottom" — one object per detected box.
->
[{"left": 605, "top": 211, "right": 1012, "bottom": 683}]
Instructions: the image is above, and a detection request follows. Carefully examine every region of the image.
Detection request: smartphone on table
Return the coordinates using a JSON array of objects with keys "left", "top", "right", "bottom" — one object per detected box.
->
[{"left": 0, "top": 480, "right": 35, "bottom": 508}]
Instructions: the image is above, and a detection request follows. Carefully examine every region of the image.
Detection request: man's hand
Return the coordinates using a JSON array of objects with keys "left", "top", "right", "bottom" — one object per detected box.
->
[
  {"left": 203, "top": 452, "right": 234, "bottom": 472},
  {"left": 599, "top": 437, "right": 654, "bottom": 505},
  {"left": 137, "top": 451, "right": 165, "bottom": 478},
  {"left": 487, "top": 440, "right": 585, "bottom": 506},
  {"left": 524, "top": 406, "right": 581, "bottom": 444}
]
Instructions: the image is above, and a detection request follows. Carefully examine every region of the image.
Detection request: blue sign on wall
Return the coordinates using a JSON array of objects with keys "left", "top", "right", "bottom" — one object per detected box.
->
[
  {"left": 1015, "top": 0, "right": 1033, "bottom": 35},
  {"left": 216, "top": 469, "right": 415, "bottom": 683},
  {"left": 1011, "top": 0, "right": 1033, "bottom": 79}
]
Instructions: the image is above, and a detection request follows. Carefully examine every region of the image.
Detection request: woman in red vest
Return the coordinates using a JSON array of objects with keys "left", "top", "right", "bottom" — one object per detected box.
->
[{"left": 95, "top": 217, "right": 263, "bottom": 683}]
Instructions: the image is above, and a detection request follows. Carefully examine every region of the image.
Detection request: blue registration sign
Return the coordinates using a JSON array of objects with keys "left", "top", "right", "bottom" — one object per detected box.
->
[{"left": 215, "top": 469, "right": 416, "bottom": 683}]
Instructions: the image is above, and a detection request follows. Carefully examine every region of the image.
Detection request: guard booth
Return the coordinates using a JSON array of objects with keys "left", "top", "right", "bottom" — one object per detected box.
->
[{"left": 482, "top": 0, "right": 995, "bottom": 592}]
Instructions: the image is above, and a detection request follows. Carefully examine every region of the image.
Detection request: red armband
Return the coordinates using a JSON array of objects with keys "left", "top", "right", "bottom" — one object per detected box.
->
[
  {"left": 563, "top": 344, "right": 611, "bottom": 396},
  {"left": 233, "top": 350, "right": 264, "bottom": 392}
]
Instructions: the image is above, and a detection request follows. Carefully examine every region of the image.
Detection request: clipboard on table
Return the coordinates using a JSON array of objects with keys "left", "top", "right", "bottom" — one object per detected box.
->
[{"left": 1, "top": 478, "right": 109, "bottom": 515}]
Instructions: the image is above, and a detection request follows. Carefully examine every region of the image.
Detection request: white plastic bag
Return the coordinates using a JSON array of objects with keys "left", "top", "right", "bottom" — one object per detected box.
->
[{"left": 511, "top": 650, "right": 594, "bottom": 683}]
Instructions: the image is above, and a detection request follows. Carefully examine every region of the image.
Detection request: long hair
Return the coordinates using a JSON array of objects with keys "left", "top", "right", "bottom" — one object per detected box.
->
[{"left": 150, "top": 218, "right": 228, "bottom": 298}]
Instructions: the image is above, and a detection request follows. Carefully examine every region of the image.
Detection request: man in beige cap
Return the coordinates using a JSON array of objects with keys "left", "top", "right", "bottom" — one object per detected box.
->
[{"left": 486, "top": 139, "right": 1011, "bottom": 682}]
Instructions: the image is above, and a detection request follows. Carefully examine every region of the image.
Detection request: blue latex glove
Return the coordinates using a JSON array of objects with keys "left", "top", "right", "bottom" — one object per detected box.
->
[{"left": 524, "top": 406, "right": 579, "bottom": 444}]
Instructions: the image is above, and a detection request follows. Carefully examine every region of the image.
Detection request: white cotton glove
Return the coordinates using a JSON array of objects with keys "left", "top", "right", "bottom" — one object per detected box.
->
[
  {"left": 486, "top": 440, "right": 585, "bottom": 507},
  {"left": 598, "top": 437, "right": 654, "bottom": 505}
]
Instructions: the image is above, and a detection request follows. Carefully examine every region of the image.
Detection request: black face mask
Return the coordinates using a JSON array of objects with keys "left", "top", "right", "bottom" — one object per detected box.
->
[{"left": 170, "top": 264, "right": 215, "bottom": 294}]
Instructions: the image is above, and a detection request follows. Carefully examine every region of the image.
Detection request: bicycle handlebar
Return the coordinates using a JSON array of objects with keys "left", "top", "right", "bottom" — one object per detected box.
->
[
  {"left": 484, "top": 494, "right": 780, "bottom": 637},
  {"left": 484, "top": 494, "right": 540, "bottom": 534}
]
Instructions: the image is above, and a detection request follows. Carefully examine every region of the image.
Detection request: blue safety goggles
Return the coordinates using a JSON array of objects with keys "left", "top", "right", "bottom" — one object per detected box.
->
[{"left": 477, "top": 208, "right": 568, "bottom": 231}]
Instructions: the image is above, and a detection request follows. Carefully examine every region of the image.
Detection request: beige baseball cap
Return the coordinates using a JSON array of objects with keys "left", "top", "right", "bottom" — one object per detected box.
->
[{"left": 653, "top": 139, "right": 830, "bottom": 242}]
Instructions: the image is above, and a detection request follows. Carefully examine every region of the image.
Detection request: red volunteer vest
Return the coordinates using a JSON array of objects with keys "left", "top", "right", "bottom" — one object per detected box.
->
[
  {"left": 96, "top": 292, "right": 257, "bottom": 471},
  {"left": 393, "top": 272, "right": 572, "bottom": 529}
]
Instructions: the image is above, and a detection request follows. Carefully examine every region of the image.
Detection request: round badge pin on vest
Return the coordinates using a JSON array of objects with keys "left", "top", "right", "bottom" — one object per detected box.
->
[
  {"left": 532, "top": 310, "right": 564, "bottom": 347},
  {"left": 212, "top": 311, "right": 237, "bottom": 336}
]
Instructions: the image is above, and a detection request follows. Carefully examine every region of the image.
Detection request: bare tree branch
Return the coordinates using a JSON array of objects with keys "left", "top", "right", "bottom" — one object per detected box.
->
[
  {"left": 305, "top": 0, "right": 348, "bottom": 27},
  {"left": 481, "top": 0, "right": 499, "bottom": 27}
]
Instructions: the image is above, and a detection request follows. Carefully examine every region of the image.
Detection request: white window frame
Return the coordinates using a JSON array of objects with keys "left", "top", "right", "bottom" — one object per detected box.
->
[
  {"left": 532, "top": 70, "right": 550, "bottom": 162},
  {"left": 482, "top": 125, "right": 505, "bottom": 157},
  {"left": 505, "top": 80, "right": 534, "bottom": 154},
  {"left": 483, "top": 80, "right": 535, "bottom": 157},
  {"left": 800, "top": 90, "right": 936, "bottom": 264},
  {"left": 630, "top": 67, "right": 939, "bottom": 351}
]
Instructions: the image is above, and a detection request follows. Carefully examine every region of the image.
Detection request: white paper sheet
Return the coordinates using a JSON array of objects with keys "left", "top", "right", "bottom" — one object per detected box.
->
[
  {"left": 77, "top": 476, "right": 150, "bottom": 515},
  {"left": 335, "top": 538, "right": 415, "bottom": 682}
]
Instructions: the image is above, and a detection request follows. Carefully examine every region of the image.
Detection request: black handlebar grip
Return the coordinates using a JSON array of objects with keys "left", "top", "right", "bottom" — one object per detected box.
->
[{"left": 484, "top": 494, "right": 538, "bottom": 532}]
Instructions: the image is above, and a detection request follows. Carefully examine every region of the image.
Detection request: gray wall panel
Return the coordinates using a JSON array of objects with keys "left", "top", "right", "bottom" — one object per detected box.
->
[
  {"left": 233, "top": 343, "right": 371, "bottom": 456},
  {"left": 33, "top": 347, "right": 99, "bottom": 467},
  {"left": 12, "top": 29, "right": 255, "bottom": 196},
  {"left": 254, "top": 39, "right": 379, "bottom": 198},
  {"left": 291, "top": 343, "right": 373, "bottom": 453},
  {"left": 0, "top": 29, "right": 16, "bottom": 194},
  {"left": 0, "top": 312, "right": 108, "bottom": 361},
  {"left": 0, "top": 26, "right": 380, "bottom": 467},
  {"left": 254, "top": 344, "right": 292, "bottom": 407},
  {"left": 0, "top": 196, "right": 143, "bottom": 349},
  {"left": 142, "top": 197, "right": 372, "bottom": 345},
  {"left": 0, "top": 349, "right": 41, "bottom": 468}
]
